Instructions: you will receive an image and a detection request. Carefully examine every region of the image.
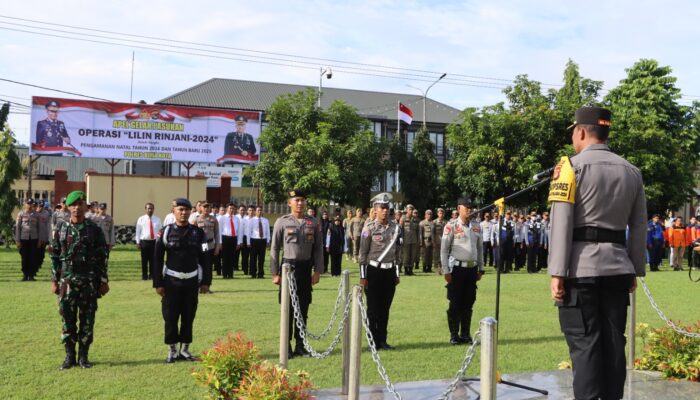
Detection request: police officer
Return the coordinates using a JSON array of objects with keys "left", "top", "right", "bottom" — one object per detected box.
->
[
  {"left": 419, "top": 209, "right": 435, "bottom": 273},
  {"left": 432, "top": 208, "right": 447, "bottom": 273},
  {"left": 224, "top": 115, "right": 257, "bottom": 157},
  {"left": 647, "top": 214, "right": 665, "bottom": 271},
  {"left": 51, "top": 197, "right": 70, "bottom": 233},
  {"left": 153, "top": 198, "right": 211, "bottom": 363},
  {"left": 549, "top": 107, "right": 646, "bottom": 400},
  {"left": 193, "top": 202, "right": 221, "bottom": 287},
  {"left": 15, "top": 199, "right": 41, "bottom": 281},
  {"left": 359, "top": 193, "right": 401, "bottom": 350},
  {"left": 441, "top": 197, "right": 484, "bottom": 345},
  {"left": 496, "top": 211, "right": 515, "bottom": 273},
  {"left": 35, "top": 100, "right": 71, "bottom": 148},
  {"left": 524, "top": 212, "right": 543, "bottom": 273},
  {"left": 270, "top": 189, "right": 324, "bottom": 358},
  {"left": 400, "top": 204, "right": 419, "bottom": 276},
  {"left": 94, "top": 203, "right": 115, "bottom": 254},
  {"left": 35, "top": 199, "right": 51, "bottom": 272},
  {"left": 50, "top": 191, "right": 109, "bottom": 369},
  {"left": 539, "top": 211, "right": 550, "bottom": 270},
  {"left": 349, "top": 208, "right": 365, "bottom": 262}
]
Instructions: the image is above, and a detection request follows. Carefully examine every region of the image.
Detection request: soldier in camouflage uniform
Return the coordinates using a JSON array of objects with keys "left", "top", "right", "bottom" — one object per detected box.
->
[
  {"left": 419, "top": 209, "right": 435, "bottom": 272},
  {"left": 432, "top": 208, "right": 447, "bottom": 274},
  {"left": 15, "top": 199, "right": 41, "bottom": 281},
  {"left": 50, "top": 191, "right": 109, "bottom": 370},
  {"left": 94, "top": 203, "right": 116, "bottom": 254},
  {"left": 400, "top": 204, "right": 419, "bottom": 276}
]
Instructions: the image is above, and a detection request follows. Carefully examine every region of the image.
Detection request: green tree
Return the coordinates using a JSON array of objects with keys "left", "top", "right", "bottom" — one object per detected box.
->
[
  {"left": 253, "top": 89, "right": 390, "bottom": 207},
  {"left": 605, "top": 59, "right": 700, "bottom": 214},
  {"left": 399, "top": 127, "right": 438, "bottom": 210},
  {"left": 0, "top": 103, "right": 23, "bottom": 245}
]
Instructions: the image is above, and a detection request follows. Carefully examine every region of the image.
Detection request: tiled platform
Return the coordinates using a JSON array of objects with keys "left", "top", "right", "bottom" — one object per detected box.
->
[{"left": 313, "top": 369, "right": 699, "bottom": 399}]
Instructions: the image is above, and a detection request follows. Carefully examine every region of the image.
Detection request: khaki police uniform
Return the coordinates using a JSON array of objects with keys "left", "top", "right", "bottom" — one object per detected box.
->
[
  {"left": 15, "top": 207, "right": 41, "bottom": 280},
  {"left": 349, "top": 215, "right": 365, "bottom": 261},
  {"left": 419, "top": 218, "right": 435, "bottom": 272},
  {"left": 36, "top": 207, "right": 51, "bottom": 271},
  {"left": 548, "top": 108, "right": 646, "bottom": 400},
  {"left": 441, "top": 212, "right": 483, "bottom": 344},
  {"left": 401, "top": 214, "right": 419, "bottom": 274},
  {"left": 432, "top": 217, "right": 446, "bottom": 272}
]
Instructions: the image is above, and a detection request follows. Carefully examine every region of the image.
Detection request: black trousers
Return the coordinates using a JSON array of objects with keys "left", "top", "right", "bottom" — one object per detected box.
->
[
  {"left": 447, "top": 266, "right": 478, "bottom": 335},
  {"left": 203, "top": 248, "right": 214, "bottom": 286},
  {"left": 249, "top": 239, "right": 267, "bottom": 278},
  {"left": 330, "top": 252, "right": 342, "bottom": 276},
  {"left": 526, "top": 244, "right": 539, "bottom": 273},
  {"left": 279, "top": 261, "right": 312, "bottom": 346},
  {"left": 498, "top": 242, "right": 514, "bottom": 272},
  {"left": 221, "top": 236, "right": 238, "bottom": 278},
  {"left": 19, "top": 239, "right": 37, "bottom": 278},
  {"left": 36, "top": 243, "right": 46, "bottom": 272},
  {"left": 162, "top": 280, "right": 199, "bottom": 344},
  {"left": 538, "top": 246, "right": 548, "bottom": 270},
  {"left": 323, "top": 248, "right": 330, "bottom": 273},
  {"left": 514, "top": 243, "right": 525, "bottom": 269},
  {"left": 241, "top": 237, "right": 250, "bottom": 274},
  {"left": 558, "top": 275, "right": 633, "bottom": 400},
  {"left": 213, "top": 250, "right": 222, "bottom": 275},
  {"left": 483, "top": 241, "right": 493, "bottom": 266},
  {"left": 648, "top": 239, "right": 664, "bottom": 269},
  {"left": 140, "top": 240, "right": 155, "bottom": 280},
  {"left": 365, "top": 265, "right": 397, "bottom": 345}
]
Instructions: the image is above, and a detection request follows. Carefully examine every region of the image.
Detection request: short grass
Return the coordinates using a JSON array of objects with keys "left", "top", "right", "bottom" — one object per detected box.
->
[{"left": 1, "top": 246, "right": 697, "bottom": 399}]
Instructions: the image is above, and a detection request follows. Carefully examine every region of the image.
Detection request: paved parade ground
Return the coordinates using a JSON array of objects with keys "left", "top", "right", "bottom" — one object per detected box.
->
[{"left": 1, "top": 246, "right": 697, "bottom": 399}]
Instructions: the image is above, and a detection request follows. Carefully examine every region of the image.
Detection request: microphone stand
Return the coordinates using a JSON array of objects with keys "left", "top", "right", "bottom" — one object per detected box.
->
[{"left": 462, "top": 175, "right": 552, "bottom": 397}]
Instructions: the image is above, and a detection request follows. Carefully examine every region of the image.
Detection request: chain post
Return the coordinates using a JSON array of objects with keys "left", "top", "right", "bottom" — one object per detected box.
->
[
  {"left": 628, "top": 286, "right": 636, "bottom": 369},
  {"left": 341, "top": 270, "right": 351, "bottom": 395},
  {"left": 348, "top": 285, "right": 363, "bottom": 400},
  {"left": 279, "top": 264, "right": 290, "bottom": 368},
  {"left": 480, "top": 317, "right": 498, "bottom": 400}
]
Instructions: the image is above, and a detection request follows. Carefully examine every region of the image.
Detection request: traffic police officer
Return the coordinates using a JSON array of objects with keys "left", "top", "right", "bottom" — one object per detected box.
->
[
  {"left": 270, "top": 189, "right": 324, "bottom": 357},
  {"left": 35, "top": 100, "right": 71, "bottom": 148},
  {"left": 153, "top": 198, "right": 211, "bottom": 363},
  {"left": 224, "top": 115, "right": 257, "bottom": 157},
  {"left": 441, "top": 197, "right": 484, "bottom": 345},
  {"left": 50, "top": 191, "right": 109, "bottom": 369},
  {"left": 16, "top": 199, "right": 41, "bottom": 281},
  {"left": 549, "top": 107, "right": 646, "bottom": 400},
  {"left": 400, "top": 204, "right": 419, "bottom": 275},
  {"left": 419, "top": 209, "right": 435, "bottom": 272},
  {"left": 359, "top": 192, "right": 401, "bottom": 350},
  {"left": 193, "top": 202, "right": 221, "bottom": 287}
]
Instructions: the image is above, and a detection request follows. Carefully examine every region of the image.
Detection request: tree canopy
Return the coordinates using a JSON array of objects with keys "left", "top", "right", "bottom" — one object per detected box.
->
[{"left": 0, "top": 103, "right": 23, "bottom": 243}]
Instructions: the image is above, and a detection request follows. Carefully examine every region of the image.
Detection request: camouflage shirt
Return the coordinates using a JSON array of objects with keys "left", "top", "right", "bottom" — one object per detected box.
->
[{"left": 50, "top": 219, "right": 108, "bottom": 283}]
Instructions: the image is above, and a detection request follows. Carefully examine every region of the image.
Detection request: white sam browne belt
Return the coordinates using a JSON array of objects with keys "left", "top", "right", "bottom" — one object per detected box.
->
[
  {"left": 163, "top": 265, "right": 202, "bottom": 282},
  {"left": 369, "top": 260, "right": 394, "bottom": 269}
]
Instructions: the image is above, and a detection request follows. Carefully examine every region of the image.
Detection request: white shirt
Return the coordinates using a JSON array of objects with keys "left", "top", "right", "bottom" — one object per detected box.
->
[
  {"left": 188, "top": 211, "right": 199, "bottom": 224},
  {"left": 480, "top": 220, "right": 495, "bottom": 242},
  {"left": 217, "top": 214, "right": 241, "bottom": 237},
  {"left": 239, "top": 214, "right": 248, "bottom": 239},
  {"left": 163, "top": 213, "right": 176, "bottom": 225},
  {"left": 246, "top": 216, "right": 270, "bottom": 243},
  {"left": 135, "top": 214, "right": 162, "bottom": 243}
]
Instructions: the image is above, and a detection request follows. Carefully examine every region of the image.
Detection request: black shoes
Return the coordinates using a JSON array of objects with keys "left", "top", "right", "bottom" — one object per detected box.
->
[
  {"left": 78, "top": 344, "right": 92, "bottom": 368},
  {"left": 293, "top": 344, "right": 310, "bottom": 357},
  {"left": 377, "top": 342, "right": 394, "bottom": 350},
  {"left": 60, "top": 343, "right": 76, "bottom": 370},
  {"left": 450, "top": 335, "right": 462, "bottom": 345},
  {"left": 459, "top": 335, "right": 473, "bottom": 344},
  {"left": 166, "top": 344, "right": 179, "bottom": 363},
  {"left": 179, "top": 343, "right": 196, "bottom": 361}
]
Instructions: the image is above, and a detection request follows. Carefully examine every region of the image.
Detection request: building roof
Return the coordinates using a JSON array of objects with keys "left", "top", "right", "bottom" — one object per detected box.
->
[
  {"left": 15, "top": 146, "right": 117, "bottom": 181},
  {"left": 157, "top": 78, "right": 461, "bottom": 124}
]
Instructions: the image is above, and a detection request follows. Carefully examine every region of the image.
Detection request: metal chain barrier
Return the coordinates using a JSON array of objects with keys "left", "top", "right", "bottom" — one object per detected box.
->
[
  {"left": 435, "top": 330, "right": 481, "bottom": 400},
  {"left": 306, "top": 276, "right": 347, "bottom": 340},
  {"left": 288, "top": 271, "right": 353, "bottom": 358},
  {"left": 639, "top": 277, "right": 700, "bottom": 339}
]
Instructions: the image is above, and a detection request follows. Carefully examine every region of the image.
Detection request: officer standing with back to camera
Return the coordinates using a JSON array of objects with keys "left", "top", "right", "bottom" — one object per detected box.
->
[
  {"left": 153, "top": 198, "right": 211, "bottom": 363},
  {"left": 50, "top": 191, "right": 109, "bottom": 370},
  {"left": 549, "top": 107, "right": 646, "bottom": 400},
  {"left": 441, "top": 197, "right": 484, "bottom": 345},
  {"left": 15, "top": 199, "right": 41, "bottom": 281},
  {"left": 359, "top": 193, "right": 401, "bottom": 350},
  {"left": 270, "top": 189, "right": 324, "bottom": 358}
]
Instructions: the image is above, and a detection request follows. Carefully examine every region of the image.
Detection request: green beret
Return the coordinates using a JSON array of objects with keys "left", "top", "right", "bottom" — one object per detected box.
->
[{"left": 65, "top": 191, "right": 87, "bottom": 206}]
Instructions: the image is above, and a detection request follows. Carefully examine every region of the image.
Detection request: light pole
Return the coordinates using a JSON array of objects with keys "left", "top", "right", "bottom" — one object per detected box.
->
[
  {"left": 407, "top": 72, "right": 447, "bottom": 129},
  {"left": 318, "top": 67, "right": 333, "bottom": 108}
]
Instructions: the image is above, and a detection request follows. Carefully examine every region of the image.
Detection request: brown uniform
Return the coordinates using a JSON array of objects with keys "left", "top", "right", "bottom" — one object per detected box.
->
[
  {"left": 349, "top": 216, "right": 365, "bottom": 260},
  {"left": 432, "top": 218, "right": 446, "bottom": 270},
  {"left": 401, "top": 216, "right": 420, "bottom": 273},
  {"left": 15, "top": 210, "right": 40, "bottom": 279},
  {"left": 419, "top": 219, "right": 435, "bottom": 272}
]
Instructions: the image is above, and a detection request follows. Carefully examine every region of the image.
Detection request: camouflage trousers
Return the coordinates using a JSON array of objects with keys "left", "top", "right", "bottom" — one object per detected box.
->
[{"left": 58, "top": 278, "right": 99, "bottom": 346}]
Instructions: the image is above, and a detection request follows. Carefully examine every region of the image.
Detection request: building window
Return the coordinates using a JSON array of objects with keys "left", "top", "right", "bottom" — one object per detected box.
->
[{"left": 430, "top": 132, "right": 444, "bottom": 155}]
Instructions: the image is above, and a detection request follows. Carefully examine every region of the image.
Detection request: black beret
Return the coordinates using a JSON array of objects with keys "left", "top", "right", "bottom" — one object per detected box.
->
[
  {"left": 288, "top": 189, "right": 306, "bottom": 199},
  {"left": 457, "top": 197, "right": 474, "bottom": 207},
  {"left": 45, "top": 100, "right": 60, "bottom": 109},
  {"left": 235, "top": 115, "right": 248, "bottom": 123},
  {"left": 172, "top": 198, "right": 192, "bottom": 209},
  {"left": 568, "top": 107, "right": 612, "bottom": 130}
]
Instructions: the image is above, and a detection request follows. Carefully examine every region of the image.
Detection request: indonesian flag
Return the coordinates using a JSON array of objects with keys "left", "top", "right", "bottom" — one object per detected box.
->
[{"left": 398, "top": 103, "right": 413, "bottom": 125}]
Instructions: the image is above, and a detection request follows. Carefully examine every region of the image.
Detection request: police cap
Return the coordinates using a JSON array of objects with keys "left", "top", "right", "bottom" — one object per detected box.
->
[
  {"left": 99, "top": 203, "right": 107, "bottom": 209},
  {"left": 36, "top": 200, "right": 45, "bottom": 207},
  {"left": 457, "top": 197, "right": 474, "bottom": 208},
  {"left": 288, "top": 189, "right": 306, "bottom": 199},
  {"left": 235, "top": 115, "right": 248, "bottom": 124},
  {"left": 25, "top": 198, "right": 35, "bottom": 205},
  {"left": 172, "top": 197, "right": 192, "bottom": 209},
  {"left": 371, "top": 192, "right": 392, "bottom": 208},
  {"left": 567, "top": 106, "right": 612, "bottom": 130},
  {"left": 405, "top": 204, "right": 414, "bottom": 210},
  {"left": 45, "top": 100, "right": 60, "bottom": 109},
  {"left": 65, "top": 191, "right": 87, "bottom": 206}
]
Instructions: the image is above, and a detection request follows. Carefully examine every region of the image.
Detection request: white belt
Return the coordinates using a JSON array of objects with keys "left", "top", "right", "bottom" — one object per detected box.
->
[
  {"left": 163, "top": 266, "right": 198, "bottom": 280},
  {"left": 453, "top": 260, "right": 476, "bottom": 268},
  {"left": 369, "top": 260, "right": 394, "bottom": 269}
]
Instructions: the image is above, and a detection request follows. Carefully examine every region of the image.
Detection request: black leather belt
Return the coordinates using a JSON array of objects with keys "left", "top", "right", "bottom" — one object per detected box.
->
[{"left": 572, "top": 227, "right": 626, "bottom": 245}]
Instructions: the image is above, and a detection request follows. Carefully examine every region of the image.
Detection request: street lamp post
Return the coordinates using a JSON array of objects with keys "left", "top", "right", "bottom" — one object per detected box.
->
[
  {"left": 407, "top": 73, "right": 447, "bottom": 129},
  {"left": 318, "top": 67, "right": 333, "bottom": 108}
]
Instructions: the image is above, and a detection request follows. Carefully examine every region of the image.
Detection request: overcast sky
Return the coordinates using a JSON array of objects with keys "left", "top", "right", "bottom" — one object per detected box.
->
[{"left": 1, "top": 0, "right": 698, "bottom": 145}]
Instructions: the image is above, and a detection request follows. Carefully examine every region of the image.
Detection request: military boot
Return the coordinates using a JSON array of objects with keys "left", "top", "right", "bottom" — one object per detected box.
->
[
  {"left": 166, "top": 344, "right": 179, "bottom": 363},
  {"left": 78, "top": 344, "right": 92, "bottom": 368},
  {"left": 60, "top": 342, "right": 76, "bottom": 370},
  {"left": 459, "top": 311, "right": 473, "bottom": 344},
  {"left": 179, "top": 343, "right": 196, "bottom": 361},
  {"left": 293, "top": 342, "right": 310, "bottom": 357},
  {"left": 447, "top": 311, "right": 461, "bottom": 345}
]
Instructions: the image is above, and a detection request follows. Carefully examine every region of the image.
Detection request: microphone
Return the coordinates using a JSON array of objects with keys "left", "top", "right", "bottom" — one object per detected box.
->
[{"left": 532, "top": 167, "right": 554, "bottom": 182}]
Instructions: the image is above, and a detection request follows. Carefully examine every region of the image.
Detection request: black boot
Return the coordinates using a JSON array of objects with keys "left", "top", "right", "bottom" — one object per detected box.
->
[
  {"left": 293, "top": 342, "right": 310, "bottom": 357},
  {"left": 60, "top": 342, "right": 76, "bottom": 370},
  {"left": 78, "top": 344, "right": 92, "bottom": 368},
  {"left": 448, "top": 311, "right": 461, "bottom": 345},
  {"left": 459, "top": 311, "right": 473, "bottom": 344},
  {"left": 179, "top": 343, "right": 196, "bottom": 361},
  {"left": 166, "top": 344, "right": 178, "bottom": 363}
]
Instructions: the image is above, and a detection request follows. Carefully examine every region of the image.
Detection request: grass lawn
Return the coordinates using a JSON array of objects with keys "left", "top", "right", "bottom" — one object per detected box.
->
[{"left": 1, "top": 245, "right": 697, "bottom": 399}]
